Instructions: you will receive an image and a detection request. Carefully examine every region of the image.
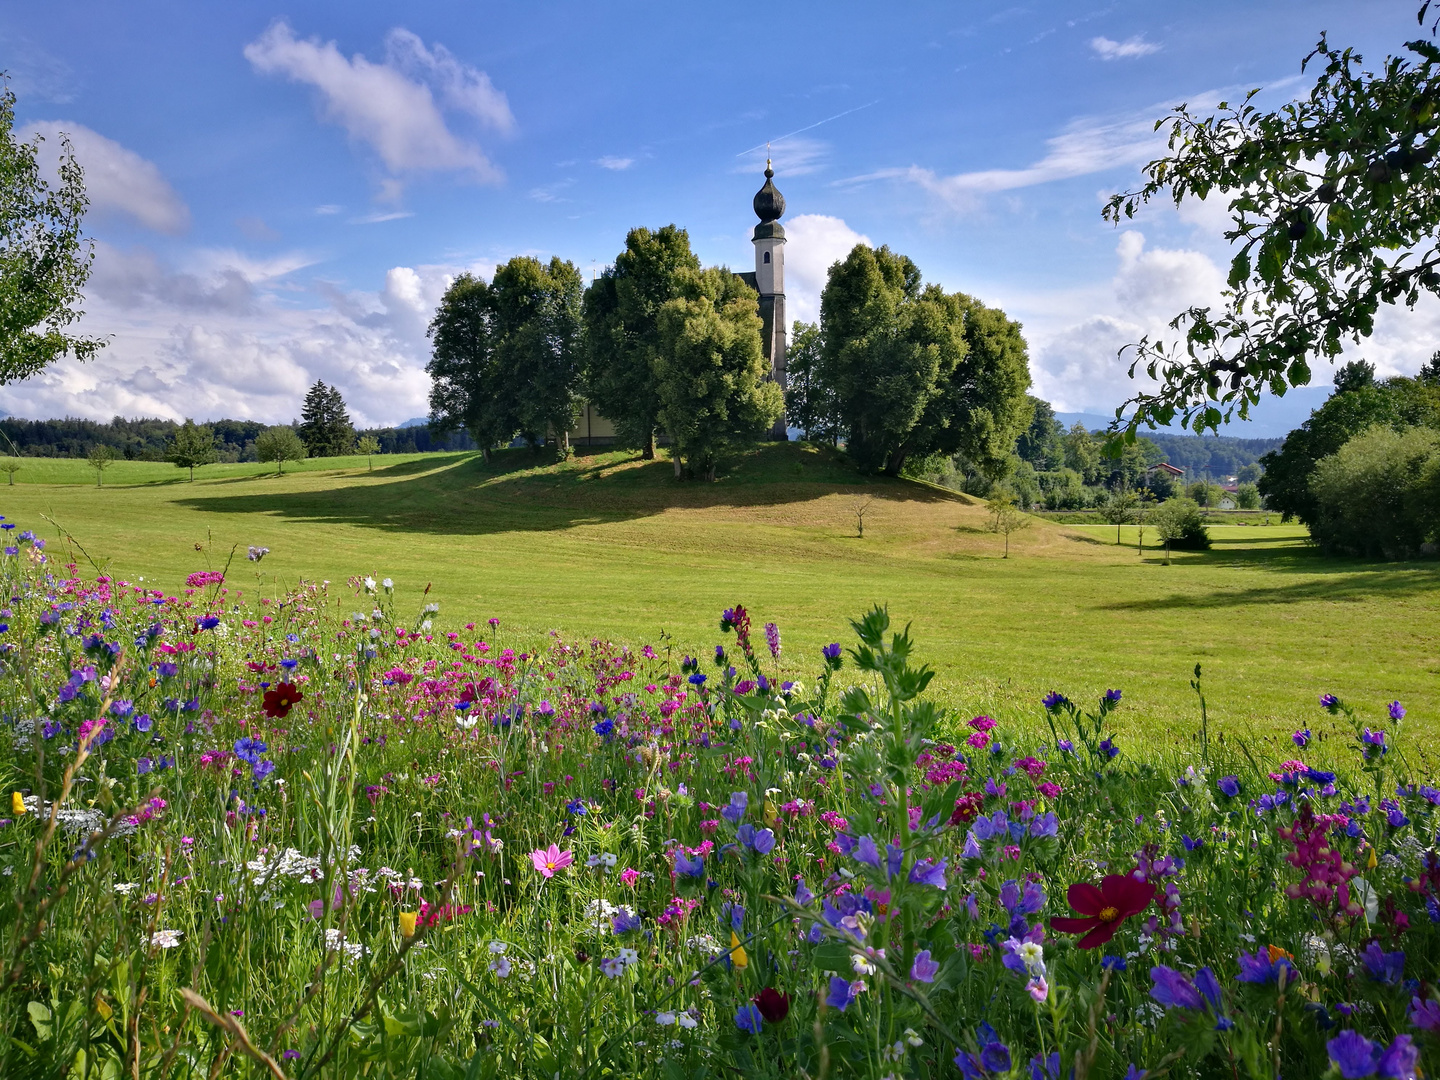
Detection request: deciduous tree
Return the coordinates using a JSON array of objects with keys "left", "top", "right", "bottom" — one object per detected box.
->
[
  {"left": 86, "top": 443, "right": 112, "bottom": 487},
  {"left": 356, "top": 434, "right": 381, "bottom": 470},
  {"left": 492, "top": 256, "right": 584, "bottom": 455},
  {"left": 0, "top": 83, "right": 103, "bottom": 383},
  {"left": 256, "top": 425, "right": 305, "bottom": 474},
  {"left": 167, "top": 421, "right": 217, "bottom": 481},
  {"left": 985, "top": 492, "right": 1030, "bottom": 558},
  {"left": 785, "top": 320, "right": 841, "bottom": 444}
]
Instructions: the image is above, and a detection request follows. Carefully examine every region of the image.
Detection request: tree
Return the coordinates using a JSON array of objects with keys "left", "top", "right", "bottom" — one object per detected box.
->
[
  {"left": 491, "top": 256, "right": 585, "bottom": 455},
  {"left": 653, "top": 267, "right": 782, "bottom": 481},
  {"left": 584, "top": 225, "right": 701, "bottom": 459},
  {"left": 1, "top": 457, "right": 18, "bottom": 485},
  {"left": 86, "top": 443, "right": 113, "bottom": 487},
  {"left": 1258, "top": 376, "right": 1440, "bottom": 523},
  {"left": 1236, "top": 462, "right": 1262, "bottom": 484},
  {"left": 785, "top": 320, "right": 842, "bottom": 444},
  {"left": 1016, "top": 396, "right": 1064, "bottom": 470},
  {"left": 1103, "top": 7, "right": 1440, "bottom": 433},
  {"left": 428, "top": 273, "right": 508, "bottom": 462},
  {"left": 0, "top": 82, "right": 104, "bottom": 384},
  {"left": 1334, "top": 360, "right": 1377, "bottom": 394},
  {"left": 256, "top": 426, "right": 305, "bottom": 474},
  {"left": 1099, "top": 489, "right": 1139, "bottom": 543},
  {"left": 167, "top": 421, "right": 218, "bottom": 481},
  {"left": 1152, "top": 497, "right": 1211, "bottom": 562},
  {"left": 1062, "top": 423, "right": 1101, "bottom": 482},
  {"left": 1235, "top": 482, "right": 1262, "bottom": 509},
  {"left": 1309, "top": 425, "right": 1440, "bottom": 557},
  {"left": 356, "top": 434, "right": 381, "bottom": 470},
  {"left": 1186, "top": 480, "right": 1224, "bottom": 507},
  {"left": 985, "top": 493, "right": 1030, "bottom": 558},
  {"left": 818, "top": 244, "right": 1032, "bottom": 476},
  {"left": 297, "top": 381, "right": 354, "bottom": 458},
  {"left": 1421, "top": 349, "right": 1440, "bottom": 384}
]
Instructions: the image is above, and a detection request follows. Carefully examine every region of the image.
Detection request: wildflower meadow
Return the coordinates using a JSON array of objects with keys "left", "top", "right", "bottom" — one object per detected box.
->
[{"left": 0, "top": 513, "right": 1436, "bottom": 1080}]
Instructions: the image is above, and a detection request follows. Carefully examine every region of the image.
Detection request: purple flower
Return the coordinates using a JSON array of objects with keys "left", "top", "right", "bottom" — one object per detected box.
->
[
  {"left": 1217, "top": 775, "right": 1240, "bottom": 798},
  {"left": 1292, "top": 728, "right": 1311, "bottom": 748},
  {"left": 673, "top": 852, "right": 704, "bottom": 877},
  {"left": 751, "top": 827, "right": 775, "bottom": 854},
  {"left": 1327, "top": 1030, "right": 1379, "bottom": 1079},
  {"left": 233, "top": 737, "right": 267, "bottom": 764},
  {"left": 825, "top": 976, "right": 861, "bottom": 1011},
  {"left": 1377, "top": 1035, "right": 1418, "bottom": 1079},
  {"left": 821, "top": 642, "right": 842, "bottom": 667},
  {"left": 795, "top": 879, "right": 814, "bottom": 906},
  {"left": 1320, "top": 693, "right": 1340, "bottom": 709},
  {"left": 1361, "top": 940, "right": 1405, "bottom": 985},
  {"left": 855, "top": 834, "right": 881, "bottom": 868},
  {"left": 908, "top": 857, "right": 948, "bottom": 889},
  {"left": 1103, "top": 689, "right": 1122, "bottom": 704},
  {"left": 910, "top": 949, "right": 939, "bottom": 983},
  {"left": 1030, "top": 812, "right": 1058, "bottom": 838},
  {"left": 1410, "top": 995, "right": 1440, "bottom": 1033},
  {"left": 1030, "top": 1052, "right": 1062, "bottom": 1080},
  {"left": 721, "top": 791, "right": 748, "bottom": 825},
  {"left": 764, "top": 622, "right": 780, "bottom": 659},
  {"left": 1389, "top": 700, "right": 1406, "bottom": 721},
  {"left": 734, "top": 1004, "right": 763, "bottom": 1034},
  {"left": 611, "top": 908, "right": 641, "bottom": 934},
  {"left": 1042, "top": 692, "right": 1069, "bottom": 710},
  {"left": 1236, "top": 949, "right": 1296, "bottom": 985},
  {"left": 1000, "top": 879, "right": 1046, "bottom": 916},
  {"left": 1056, "top": 739, "right": 1074, "bottom": 754},
  {"left": 1149, "top": 966, "right": 1203, "bottom": 1010},
  {"left": 1097, "top": 738, "right": 1119, "bottom": 760},
  {"left": 1194, "top": 966, "right": 1223, "bottom": 1010}
]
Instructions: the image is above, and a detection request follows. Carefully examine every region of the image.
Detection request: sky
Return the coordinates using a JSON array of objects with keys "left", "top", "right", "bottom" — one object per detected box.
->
[{"left": 0, "top": 0, "right": 1433, "bottom": 437}]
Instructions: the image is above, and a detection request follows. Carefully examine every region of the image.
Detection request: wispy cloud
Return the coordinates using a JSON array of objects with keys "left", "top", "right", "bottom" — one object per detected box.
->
[
  {"left": 243, "top": 22, "right": 512, "bottom": 185},
  {"left": 595, "top": 155, "right": 634, "bottom": 170},
  {"left": 1090, "top": 35, "right": 1161, "bottom": 60},
  {"left": 22, "top": 121, "right": 190, "bottom": 233},
  {"left": 349, "top": 210, "right": 416, "bottom": 224},
  {"left": 734, "top": 136, "right": 830, "bottom": 177}
]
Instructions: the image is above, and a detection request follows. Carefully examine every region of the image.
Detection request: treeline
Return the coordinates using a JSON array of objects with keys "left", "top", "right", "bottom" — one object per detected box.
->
[
  {"left": 1142, "top": 433, "right": 1280, "bottom": 480},
  {"left": 428, "top": 230, "right": 1034, "bottom": 480},
  {"left": 1259, "top": 359, "right": 1440, "bottom": 558}
]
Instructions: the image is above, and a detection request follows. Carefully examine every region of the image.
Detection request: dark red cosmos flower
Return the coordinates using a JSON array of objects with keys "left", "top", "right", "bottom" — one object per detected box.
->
[
  {"left": 262, "top": 681, "right": 303, "bottom": 719},
  {"left": 1049, "top": 873, "right": 1156, "bottom": 949},
  {"left": 753, "top": 987, "right": 790, "bottom": 1023}
]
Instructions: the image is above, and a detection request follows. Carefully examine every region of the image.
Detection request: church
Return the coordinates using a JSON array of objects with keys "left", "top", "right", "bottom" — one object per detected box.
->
[{"left": 565, "top": 163, "right": 790, "bottom": 447}]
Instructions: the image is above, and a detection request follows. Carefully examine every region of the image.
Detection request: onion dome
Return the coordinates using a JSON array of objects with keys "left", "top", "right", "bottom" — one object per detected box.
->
[{"left": 753, "top": 160, "right": 785, "bottom": 223}]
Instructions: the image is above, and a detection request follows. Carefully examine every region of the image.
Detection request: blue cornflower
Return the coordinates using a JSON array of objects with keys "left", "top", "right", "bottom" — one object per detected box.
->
[
  {"left": 1217, "top": 775, "right": 1241, "bottom": 798},
  {"left": 592, "top": 717, "right": 614, "bottom": 738},
  {"left": 1101, "top": 955, "right": 1126, "bottom": 971},
  {"left": 687, "top": 672, "right": 706, "bottom": 687},
  {"left": 734, "top": 1004, "right": 763, "bottom": 1034},
  {"left": 279, "top": 658, "right": 298, "bottom": 669},
  {"left": 233, "top": 737, "right": 267, "bottom": 764},
  {"left": 197, "top": 616, "right": 220, "bottom": 630}
]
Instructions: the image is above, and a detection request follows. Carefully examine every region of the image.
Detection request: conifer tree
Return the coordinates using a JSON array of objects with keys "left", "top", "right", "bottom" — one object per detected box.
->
[{"left": 297, "top": 381, "right": 354, "bottom": 457}]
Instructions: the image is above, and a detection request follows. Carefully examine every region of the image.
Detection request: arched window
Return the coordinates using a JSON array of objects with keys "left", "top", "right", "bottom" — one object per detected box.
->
[{"left": 763, "top": 251, "right": 770, "bottom": 264}]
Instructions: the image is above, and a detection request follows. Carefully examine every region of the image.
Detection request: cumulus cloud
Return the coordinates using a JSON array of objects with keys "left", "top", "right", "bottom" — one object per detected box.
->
[
  {"left": 1090, "top": 36, "right": 1161, "bottom": 61},
  {"left": 595, "top": 155, "right": 634, "bottom": 171},
  {"left": 22, "top": 121, "right": 190, "bottom": 233},
  {"left": 781, "top": 214, "right": 871, "bottom": 325},
  {"left": 0, "top": 243, "right": 489, "bottom": 428},
  {"left": 243, "top": 22, "right": 510, "bottom": 183}
]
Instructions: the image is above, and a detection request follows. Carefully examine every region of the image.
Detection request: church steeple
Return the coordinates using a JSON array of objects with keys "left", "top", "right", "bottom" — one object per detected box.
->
[
  {"left": 750, "top": 159, "right": 788, "bottom": 439},
  {"left": 753, "top": 159, "right": 786, "bottom": 224}
]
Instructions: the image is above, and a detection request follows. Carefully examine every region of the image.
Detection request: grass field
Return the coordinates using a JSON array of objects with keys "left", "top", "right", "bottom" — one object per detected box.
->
[{"left": 2, "top": 443, "right": 1436, "bottom": 748}]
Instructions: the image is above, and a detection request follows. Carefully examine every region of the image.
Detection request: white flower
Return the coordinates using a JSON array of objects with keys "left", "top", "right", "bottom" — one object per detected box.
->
[
  {"left": 424, "top": 602, "right": 440, "bottom": 613},
  {"left": 364, "top": 577, "right": 376, "bottom": 592},
  {"left": 851, "top": 953, "right": 876, "bottom": 976},
  {"left": 1019, "top": 941, "right": 1046, "bottom": 976},
  {"left": 149, "top": 929, "right": 182, "bottom": 949},
  {"left": 617, "top": 948, "right": 639, "bottom": 967},
  {"left": 420, "top": 620, "right": 432, "bottom": 632},
  {"left": 455, "top": 715, "right": 478, "bottom": 730},
  {"left": 677, "top": 1013, "right": 698, "bottom": 1030},
  {"left": 488, "top": 940, "right": 509, "bottom": 954},
  {"left": 905, "top": 1029, "right": 924, "bottom": 1048},
  {"left": 114, "top": 882, "right": 140, "bottom": 895},
  {"left": 655, "top": 1011, "right": 677, "bottom": 1026},
  {"left": 381, "top": 578, "right": 393, "bottom": 589}
]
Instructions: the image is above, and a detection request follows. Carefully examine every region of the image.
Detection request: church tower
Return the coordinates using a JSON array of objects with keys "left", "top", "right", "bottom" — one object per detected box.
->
[{"left": 751, "top": 160, "right": 788, "bottom": 439}]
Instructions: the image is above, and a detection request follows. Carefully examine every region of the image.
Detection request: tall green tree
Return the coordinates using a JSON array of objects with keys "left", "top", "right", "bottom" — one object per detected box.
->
[
  {"left": 492, "top": 256, "right": 584, "bottom": 454},
  {"left": 167, "top": 421, "right": 218, "bottom": 481},
  {"left": 1062, "top": 422, "right": 1102, "bottom": 482},
  {"left": 583, "top": 225, "right": 701, "bottom": 459},
  {"left": 428, "top": 273, "right": 508, "bottom": 461},
  {"left": 784, "top": 320, "right": 842, "bottom": 444},
  {"left": 818, "top": 244, "right": 1032, "bottom": 476},
  {"left": 297, "top": 381, "right": 354, "bottom": 458},
  {"left": 256, "top": 425, "right": 305, "bottom": 473},
  {"left": 1104, "top": 5, "right": 1440, "bottom": 433},
  {"left": 654, "top": 267, "right": 782, "bottom": 481},
  {"left": 1016, "top": 396, "right": 1064, "bottom": 470},
  {"left": 1, "top": 82, "right": 104, "bottom": 383}
]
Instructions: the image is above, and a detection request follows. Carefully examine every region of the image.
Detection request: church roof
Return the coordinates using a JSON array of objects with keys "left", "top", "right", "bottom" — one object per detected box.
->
[{"left": 752, "top": 161, "right": 785, "bottom": 224}]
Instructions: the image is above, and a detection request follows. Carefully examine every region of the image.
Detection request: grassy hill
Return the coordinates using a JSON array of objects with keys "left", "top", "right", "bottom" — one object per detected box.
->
[{"left": 2, "top": 442, "right": 1435, "bottom": 748}]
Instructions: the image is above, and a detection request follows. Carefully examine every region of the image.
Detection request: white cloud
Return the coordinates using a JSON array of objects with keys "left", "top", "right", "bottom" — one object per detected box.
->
[
  {"left": 22, "top": 121, "right": 190, "bottom": 233},
  {"left": 243, "top": 21, "right": 509, "bottom": 183},
  {"left": 781, "top": 214, "right": 871, "bottom": 325},
  {"left": 0, "top": 244, "right": 491, "bottom": 428},
  {"left": 595, "top": 155, "right": 634, "bottom": 171},
  {"left": 1090, "top": 36, "right": 1161, "bottom": 61},
  {"left": 735, "top": 136, "right": 830, "bottom": 178}
]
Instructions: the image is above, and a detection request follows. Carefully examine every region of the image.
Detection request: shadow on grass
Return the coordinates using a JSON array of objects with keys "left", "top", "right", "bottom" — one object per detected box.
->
[{"left": 172, "top": 443, "right": 958, "bottom": 537}]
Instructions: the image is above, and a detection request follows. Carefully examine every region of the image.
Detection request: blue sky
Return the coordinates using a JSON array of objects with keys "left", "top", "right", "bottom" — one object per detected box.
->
[{"left": 0, "top": 1, "right": 1429, "bottom": 435}]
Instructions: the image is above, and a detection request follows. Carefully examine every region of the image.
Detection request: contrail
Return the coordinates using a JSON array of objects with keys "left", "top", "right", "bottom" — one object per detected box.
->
[{"left": 736, "top": 99, "right": 881, "bottom": 157}]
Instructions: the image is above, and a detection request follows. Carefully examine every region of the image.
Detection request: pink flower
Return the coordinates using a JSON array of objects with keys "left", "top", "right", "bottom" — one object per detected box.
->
[
  {"left": 967, "top": 731, "right": 992, "bottom": 750},
  {"left": 968, "top": 715, "right": 997, "bottom": 732},
  {"left": 529, "top": 844, "right": 574, "bottom": 878},
  {"left": 618, "top": 867, "right": 640, "bottom": 886}
]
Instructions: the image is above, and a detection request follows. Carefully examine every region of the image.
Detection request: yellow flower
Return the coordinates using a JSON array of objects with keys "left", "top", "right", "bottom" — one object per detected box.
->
[
  {"left": 763, "top": 799, "right": 779, "bottom": 828},
  {"left": 729, "top": 931, "right": 748, "bottom": 970},
  {"left": 399, "top": 911, "right": 419, "bottom": 938},
  {"left": 1366, "top": 844, "right": 1378, "bottom": 871},
  {"left": 12, "top": 792, "right": 25, "bottom": 815}
]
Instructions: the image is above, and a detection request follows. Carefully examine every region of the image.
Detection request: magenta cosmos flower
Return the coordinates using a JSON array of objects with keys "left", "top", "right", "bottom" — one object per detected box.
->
[{"left": 530, "top": 844, "right": 574, "bottom": 878}]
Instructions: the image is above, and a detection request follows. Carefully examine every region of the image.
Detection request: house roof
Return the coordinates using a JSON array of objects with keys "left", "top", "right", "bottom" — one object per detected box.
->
[{"left": 1147, "top": 462, "right": 1184, "bottom": 476}]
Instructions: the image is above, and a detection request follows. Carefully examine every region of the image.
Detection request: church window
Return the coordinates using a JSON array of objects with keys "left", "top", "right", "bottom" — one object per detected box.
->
[{"left": 763, "top": 251, "right": 770, "bottom": 264}]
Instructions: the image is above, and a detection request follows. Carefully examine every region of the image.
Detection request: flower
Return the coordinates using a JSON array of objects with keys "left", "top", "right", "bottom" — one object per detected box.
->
[
  {"left": 753, "top": 987, "right": 790, "bottom": 1023},
  {"left": 600, "top": 956, "right": 625, "bottom": 978},
  {"left": 721, "top": 791, "right": 748, "bottom": 825},
  {"left": 655, "top": 1011, "right": 676, "bottom": 1026},
  {"left": 1049, "top": 873, "right": 1156, "bottom": 948},
  {"left": 908, "top": 857, "right": 948, "bottom": 889},
  {"left": 529, "top": 844, "right": 574, "bottom": 878},
  {"left": 1410, "top": 995, "right": 1440, "bottom": 1033},
  {"left": 1103, "top": 689, "right": 1122, "bottom": 704},
  {"left": 1236, "top": 948, "right": 1297, "bottom": 984},
  {"left": 1389, "top": 700, "right": 1406, "bottom": 721},
  {"left": 398, "top": 911, "right": 419, "bottom": 937},
  {"left": 825, "top": 976, "right": 862, "bottom": 1011},
  {"left": 677, "top": 1013, "right": 698, "bottom": 1030},
  {"left": 1361, "top": 940, "right": 1405, "bottom": 985},
  {"left": 1149, "top": 966, "right": 1204, "bottom": 1010},
  {"left": 1042, "top": 691, "right": 1069, "bottom": 710},
  {"left": 1217, "top": 775, "right": 1241, "bottom": 798},
  {"left": 489, "top": 956, "right": 511, "bottom": 978},
  {"left": 734, "top": 1004, "right": 763, "bottom": 1034},
  {"left": 262, "top": 682, "right": 302, "bottom": 719},
  {"left": 11, "top": 792, "right": 25, "bottom": 816},
  {"left": 910, "top": 949, "right": 939, "bottom": 983},
  {"left": 149, "top": 929, "right": 182, "bottom": 949},
  {"left": 1326, "top": 1029, "right": 1418, "bottom": 1079},
  {"left": 729, "top": 931, "right": 749, "bottom": 969},
  {"left": 1292, "top": 728, "right": 1311, "bottom": 748}
]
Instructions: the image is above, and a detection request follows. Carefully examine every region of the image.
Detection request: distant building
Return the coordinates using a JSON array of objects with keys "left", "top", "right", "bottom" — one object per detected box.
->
[
  {"left": 1147, "top": 462, "right": 1184, "bottom": 478},
  {"left": 566, "top": 163, "right": 790, "bottom": 447}
]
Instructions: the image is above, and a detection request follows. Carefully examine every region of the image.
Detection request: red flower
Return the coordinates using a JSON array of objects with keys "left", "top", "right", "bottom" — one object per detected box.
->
[
  {"left": 1049, "top": 873, "right": 1156, "bottom": 949},
  {"left": 262, "top": 681, "right": 303, "bottom": 719},
  {"left": 753, "top": 987, "right": 790, "bottom": 1023}
]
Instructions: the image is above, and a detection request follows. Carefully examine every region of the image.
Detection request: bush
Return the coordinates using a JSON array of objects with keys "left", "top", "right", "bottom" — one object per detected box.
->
[
  {"left": 1235, "top": 482, "right": 1261, "bottom": 509},
  {"left": 1151, "top": 496, "right": 1211, "bottom": 550},
  {"left": 1038, "top": 467, "right": 1091, "bottom": 510},
  {"left": 1309, "top": 424, "right": 1440, "bottom": 558}
]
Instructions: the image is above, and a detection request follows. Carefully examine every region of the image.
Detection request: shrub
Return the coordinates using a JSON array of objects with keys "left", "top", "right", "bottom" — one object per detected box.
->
[
  {"left": 1235, "top": 482, "right": 1261, "bottom": 509},
  {"left": 1151, "top": 496, "right": 1211, "bottom": 551},
  {"left": 1309, "top": 424, "right": 1440, "bottom": 558}
]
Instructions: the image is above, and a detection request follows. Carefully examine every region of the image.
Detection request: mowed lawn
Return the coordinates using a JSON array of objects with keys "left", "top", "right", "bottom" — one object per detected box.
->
[{"left": 2, "top": 444, "right": 1436, "bottom": 752}]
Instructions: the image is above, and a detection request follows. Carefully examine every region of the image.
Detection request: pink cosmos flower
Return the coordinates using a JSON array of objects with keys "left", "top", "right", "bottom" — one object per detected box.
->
[{"left": 530, "top": 844, "right": 574, "bottom": 878}]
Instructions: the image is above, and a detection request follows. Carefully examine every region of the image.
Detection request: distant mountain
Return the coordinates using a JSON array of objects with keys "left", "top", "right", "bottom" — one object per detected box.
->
[
  {"left": 398, "top": 417, "right": 429, "bottom": 428},
  {"left": 1057, "top": 384, "right": 1331, "bottom": 439}
]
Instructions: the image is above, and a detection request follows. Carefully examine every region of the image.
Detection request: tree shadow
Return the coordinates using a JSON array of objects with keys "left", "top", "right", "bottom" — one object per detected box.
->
[
  {"left": 171, "top": 444, "right": 960, "bottom": 537},
  {"left": 1101, "top": 563, "right": 1439, "bottom": 610}
]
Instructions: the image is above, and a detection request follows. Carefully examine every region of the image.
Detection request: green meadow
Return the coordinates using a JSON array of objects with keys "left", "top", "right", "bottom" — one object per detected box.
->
[{"left": 3, "top": 443, "right": 1435, "bottom": 748}]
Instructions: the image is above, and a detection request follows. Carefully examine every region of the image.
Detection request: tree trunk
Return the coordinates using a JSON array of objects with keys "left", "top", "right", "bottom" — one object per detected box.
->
[
  {"left": 1004, "top": 531, "right": 1009, "bottom": 558},
  {"left": 644, "top": 431, "right": 656, "bottom": 460},
  {"left": 189, "top": 465, "right": 195, "bottom": 481},
  {"left": 482, "top": 446, "right": 492, "bottom": 464},
  {"left": 673, "top": 453, "right": 682, "bottom": 479}
]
